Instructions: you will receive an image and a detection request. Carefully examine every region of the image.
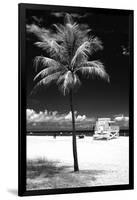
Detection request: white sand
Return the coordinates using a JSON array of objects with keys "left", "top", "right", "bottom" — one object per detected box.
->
[{"left": 27, "top": 136, "right": 129, "bottom": 186}]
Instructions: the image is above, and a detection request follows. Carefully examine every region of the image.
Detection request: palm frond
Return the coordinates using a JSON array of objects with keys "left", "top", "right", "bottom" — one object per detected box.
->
[
  {"left": 75, "top": 60, "right": 110, "bottom": 82},
  {"left": 33, "top": 65, "right": 63, "bottom": 81},
  {"left": 35, "top": 40, "right": 68, "bottom": 64},
  {"left": 73, "top": 73, "right": 81, "bottom": 86},
  {"left": 64, "top": 13, "right": 74, "bottom": 25},
  {"left": 55, "top": 24, "right": 78, "bottom": 60},
  {"left": 57, "top": 71, "right": 81, "bottom": 95},
  {"left": 35, "top": 40, "right": 60, "bottom": 53},
  {"left": 32, "top": 71, "right": 62, "bottom": 93},
  {"left": 53, "top": 19, "right": 87, "bottom": 61},
  {"left": 71, "top": 41, "right": 91, "bottom": 67},
  {"left": 53, "top": 24, "right": 65, "bottom": 34},
  {"left": 90, "top": 37, "right": 103, "bottom": 53},
  {"left": 26, "top": 24, "right": 51, "bottom": 41},
  {"left": 71, "top": 37, "right": 103, "bottom": 68},
  {"left": 33, "top": 56, "right": 57, "bottom": 72}
]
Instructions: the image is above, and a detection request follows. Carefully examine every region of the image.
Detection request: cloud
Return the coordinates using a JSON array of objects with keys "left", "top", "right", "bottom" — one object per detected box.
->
[
  {"left": 26, "top": 109, "right": 87, "bottom": 123},
  {"left": 27, "top": 110, "right": 129, "bottom": 125},
  {"left": 64, "top": 112, "right": 72, "bottom": 120},
  {"left": 64, "top": 111, "right": 76, "bottom": 120},
  {"left": 51, "top": 12, "right": 64, "bottom": 17},
  {"left": 77, "top": 115, "right": 86, "bottom": 121},
  {"left": 71, "top": 13, "right": 91, "bottom": 19},
  {"left": 114, "top": 114, "right": 129, "bottom": 122},
  {"left": 50, "top": 12, "right": 91, "bottom": 19}
]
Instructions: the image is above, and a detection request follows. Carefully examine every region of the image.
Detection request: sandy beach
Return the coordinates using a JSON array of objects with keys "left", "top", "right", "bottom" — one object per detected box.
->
[{"left": 27, "top": 136, "right": 129, "bottom": 189}]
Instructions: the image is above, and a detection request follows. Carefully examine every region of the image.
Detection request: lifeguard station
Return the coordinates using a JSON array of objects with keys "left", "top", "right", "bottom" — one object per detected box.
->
[{"left": 93, "top": 118, "right": 119, "bottom": 140}]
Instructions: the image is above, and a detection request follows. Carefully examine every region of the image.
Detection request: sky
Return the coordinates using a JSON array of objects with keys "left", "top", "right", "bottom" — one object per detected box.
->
[{"left": 26, "top": 7, "right": 131, "bottom": 122}]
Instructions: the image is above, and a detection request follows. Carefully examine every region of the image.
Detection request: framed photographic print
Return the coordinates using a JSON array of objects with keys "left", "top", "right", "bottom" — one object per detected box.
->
[{"left": 18, "top": 3, "right": 134, "bottom": 196}]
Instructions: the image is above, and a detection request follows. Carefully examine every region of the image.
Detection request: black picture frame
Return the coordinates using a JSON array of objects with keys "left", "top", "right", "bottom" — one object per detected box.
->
[{"left": 18, "top": 3, "right": 134, "bottom": 196}]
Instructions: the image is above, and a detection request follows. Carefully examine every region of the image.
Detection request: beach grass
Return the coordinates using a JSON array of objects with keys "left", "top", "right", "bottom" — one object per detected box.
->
[{"left": 27, "top": 158, "right": 107, "bottom": 190}]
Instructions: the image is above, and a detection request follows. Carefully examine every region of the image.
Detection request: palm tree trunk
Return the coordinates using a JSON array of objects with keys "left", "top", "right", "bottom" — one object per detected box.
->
[{"left": 69, "top": 90, "right": 79, "bottom": 172}]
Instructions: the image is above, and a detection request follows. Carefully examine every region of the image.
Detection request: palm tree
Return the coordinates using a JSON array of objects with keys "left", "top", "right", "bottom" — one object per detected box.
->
[{"left": 27, "top": 13, "right": 109, "bottom": 172}]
